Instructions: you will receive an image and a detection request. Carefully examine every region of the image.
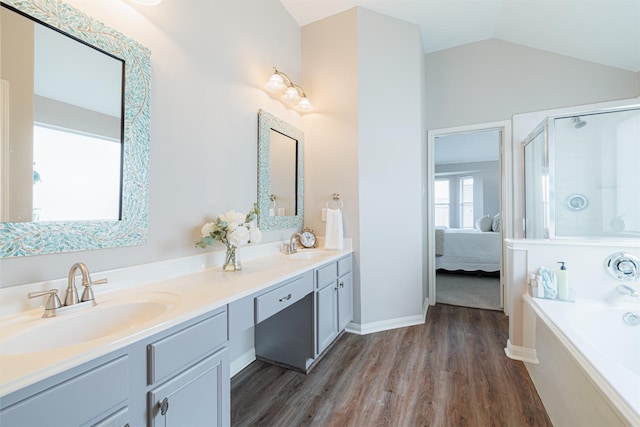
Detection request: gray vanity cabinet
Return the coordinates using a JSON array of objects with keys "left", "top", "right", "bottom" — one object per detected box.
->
[
  {"left": 315, "top": 254, "right": 353, "bottom": 356},
  {"left": 147, "top": 307, "right": 230, "bottom": 427},
  {"left": 0, "top": 307, "right": 230, "bottom": 427}
]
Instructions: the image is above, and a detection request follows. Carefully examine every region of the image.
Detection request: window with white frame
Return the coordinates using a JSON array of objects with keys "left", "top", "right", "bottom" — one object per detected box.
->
[
  {"left": 459, "top": 176, "right": 474, "bottom": 228},
  {"left": 434, "top": 179, "right": 450, "bottom": 227}
]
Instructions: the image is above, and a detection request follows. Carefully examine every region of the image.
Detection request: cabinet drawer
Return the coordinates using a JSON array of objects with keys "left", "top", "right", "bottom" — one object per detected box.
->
[
  {"left": 338, "top": 255, "right": 352, "bottom": 276},
  {"left": 0, "top": 356, "right": 128, "bottom": 427},
  {"left": 255, "top": 271, "right": 313, "bottom": 323},
  {"left": 315, "top": 262, "right": 337, "bottom": 289},
  {"left": 148, "top": 309, "right": 227, "bottom": 384}
]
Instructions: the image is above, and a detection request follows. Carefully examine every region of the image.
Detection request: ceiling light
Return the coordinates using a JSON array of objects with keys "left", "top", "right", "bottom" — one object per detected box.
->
[{"left": 264, "top": 67, "right": 313, "bottom": 113}]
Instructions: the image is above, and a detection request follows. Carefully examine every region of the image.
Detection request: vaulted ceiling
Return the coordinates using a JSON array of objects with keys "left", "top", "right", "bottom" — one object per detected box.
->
[{"left": 281, "top": 0, "right": 640, "bottom": 72}]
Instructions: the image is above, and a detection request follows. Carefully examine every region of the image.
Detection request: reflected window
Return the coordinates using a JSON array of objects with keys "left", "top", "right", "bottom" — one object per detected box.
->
[
  {"left": 435, "top": 179, "right": 450, "bottom": 228},
  {"left": 32, "top": 125, "right": 121, "bottom": 221},
  {"left": 460, "top": 176, "right": 474, "bottom": 229}
]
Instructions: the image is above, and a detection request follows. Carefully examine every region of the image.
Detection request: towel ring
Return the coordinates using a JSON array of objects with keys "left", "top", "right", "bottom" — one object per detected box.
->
[{"left": 327, "top": 193, "right": 344, "bottom": 210}]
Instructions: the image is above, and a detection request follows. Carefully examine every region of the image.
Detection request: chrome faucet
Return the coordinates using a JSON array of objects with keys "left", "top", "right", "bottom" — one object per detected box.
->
[
  {"left": 283, "top": 233, "right": 302, "bottom": 254},
  {"left": 617, "top": 284, "right": 639, "bottom": 298},
  {"left": 65, "top": 262, "right": 108, "bottom": 306},
  {"left": 28, "top": 289, "right": 62, "bottom": 318}
]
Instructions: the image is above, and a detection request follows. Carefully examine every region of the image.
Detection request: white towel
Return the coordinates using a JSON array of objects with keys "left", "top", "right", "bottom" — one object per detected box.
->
[{"left": 324, "top": 209, "right": 344, "bottom": 250}]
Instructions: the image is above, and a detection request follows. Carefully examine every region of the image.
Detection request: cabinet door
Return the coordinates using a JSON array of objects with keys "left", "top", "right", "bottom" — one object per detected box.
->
[
  {"left": 316, "top": 281, "right": 338, "bottom": 355},
  {"left": 149, "top": 347, "right": 230, "bottom": 427},
  {"left": 91, "top": 406, "right": 128, "bottom": 427},
  {"left": 338, "top": 272, "right": 353, "bottom": 331}
]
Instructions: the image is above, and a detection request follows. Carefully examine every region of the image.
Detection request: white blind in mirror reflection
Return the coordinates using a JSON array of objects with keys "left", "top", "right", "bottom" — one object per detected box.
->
[{"left": 32, "top": 126, "right": 121, "bottom": 222}]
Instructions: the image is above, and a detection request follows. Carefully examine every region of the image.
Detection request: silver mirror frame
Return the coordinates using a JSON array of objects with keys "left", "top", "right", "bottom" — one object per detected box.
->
[
  {"left": 0, "top": 0, "right": 151, "bottom": 257},
  {"left": 257, "top": 110, "right": 304, "bottom": 231}
]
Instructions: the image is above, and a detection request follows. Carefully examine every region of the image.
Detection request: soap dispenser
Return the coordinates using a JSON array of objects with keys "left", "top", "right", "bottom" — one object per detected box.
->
[{"left": 557, "top": 261, "right": 569, "bottom": 300}]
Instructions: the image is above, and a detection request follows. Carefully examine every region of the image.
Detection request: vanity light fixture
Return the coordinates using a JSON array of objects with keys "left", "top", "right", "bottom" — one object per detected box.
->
[{"left": 264, "top": 67, "right": 313, "bottom": 113}]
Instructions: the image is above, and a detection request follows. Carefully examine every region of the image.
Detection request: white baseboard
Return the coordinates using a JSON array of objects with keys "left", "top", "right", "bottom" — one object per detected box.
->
[
  {"left": 504, "top": 339, "right": 539, "bottom": 364},
  {"left": 230, "top": 348, "right": 256, "bottom": 377},
  {"left": 422, "top": 297, "right": 429, "bottom": 321},
  {"left": 346, "top": 312, "right": 426, "bottom": 335}
]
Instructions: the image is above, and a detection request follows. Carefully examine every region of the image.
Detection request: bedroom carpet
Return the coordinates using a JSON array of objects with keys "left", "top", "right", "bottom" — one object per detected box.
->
[{"left": 436, "top": 271, "right": 501, "bottom": 311}]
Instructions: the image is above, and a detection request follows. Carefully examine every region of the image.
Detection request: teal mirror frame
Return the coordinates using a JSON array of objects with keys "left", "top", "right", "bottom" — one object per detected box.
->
[
  {"left": 257, "top": 110, "right": 304, "bottom": 231},
  {"left": 0, "top": 0, "right": 151, "bottom": 257}
]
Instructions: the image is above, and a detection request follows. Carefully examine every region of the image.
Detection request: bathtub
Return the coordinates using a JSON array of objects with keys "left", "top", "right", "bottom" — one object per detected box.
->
[{"left": 524, "top": 295, "right": 640, "bottom": 426}]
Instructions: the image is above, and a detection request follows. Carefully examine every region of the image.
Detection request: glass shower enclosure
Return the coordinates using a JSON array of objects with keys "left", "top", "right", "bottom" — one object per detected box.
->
[{"left": 522, "top": 104, "right": 640, "bottom": 239}]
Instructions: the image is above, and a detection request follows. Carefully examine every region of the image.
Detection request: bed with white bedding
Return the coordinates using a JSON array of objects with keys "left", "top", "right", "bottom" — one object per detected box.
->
[{"left": 435, "top": 228, "right": 501, "bottom": 272}]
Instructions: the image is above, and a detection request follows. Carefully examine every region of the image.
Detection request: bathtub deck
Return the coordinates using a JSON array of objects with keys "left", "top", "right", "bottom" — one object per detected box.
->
[{"left": 232, "top": 304, "right": 552, "bottom": 426}]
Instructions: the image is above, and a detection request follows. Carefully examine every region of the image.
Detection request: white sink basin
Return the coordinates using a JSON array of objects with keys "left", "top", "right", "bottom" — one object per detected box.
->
[
  {"left": 1, "top": 292, "right": 179, "bottom": 355},
  {"left": 287, "top": 250, "right": 331, "bottom": 260}
]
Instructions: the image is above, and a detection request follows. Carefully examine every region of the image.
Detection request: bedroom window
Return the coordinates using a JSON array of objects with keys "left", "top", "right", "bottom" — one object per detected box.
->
[
  {"left": 434, "top": 179, "right": 450, "bottom": 227},
  {"left": 460, "top": 176, "right": 474, "bottom": 228}
]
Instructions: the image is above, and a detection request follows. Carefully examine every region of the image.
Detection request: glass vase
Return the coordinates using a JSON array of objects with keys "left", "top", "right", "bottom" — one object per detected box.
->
[{"left": 222, "top": 245, "right": 242, "bottom": 272}]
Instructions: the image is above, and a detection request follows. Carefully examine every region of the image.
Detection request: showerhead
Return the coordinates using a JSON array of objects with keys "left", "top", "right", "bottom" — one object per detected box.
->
[{"left": 571, "top": 117, "right": 587, "bottom": 129}]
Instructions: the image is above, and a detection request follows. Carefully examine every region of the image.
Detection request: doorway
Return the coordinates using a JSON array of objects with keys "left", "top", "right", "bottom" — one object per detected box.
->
[{"left": 427, "top": 121, "right": 512, "bottom": 313}]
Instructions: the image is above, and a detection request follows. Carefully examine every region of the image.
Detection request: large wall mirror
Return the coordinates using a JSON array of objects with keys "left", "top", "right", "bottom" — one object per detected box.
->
[
  {"left": 0, "top": 0, "right": 151, "bottom": 257},
  {"left": 257, "top": 110, "right": 304, "bottom": 230},
  {"left": 522, "top": 104, "right": 640, "bottom": 240}
]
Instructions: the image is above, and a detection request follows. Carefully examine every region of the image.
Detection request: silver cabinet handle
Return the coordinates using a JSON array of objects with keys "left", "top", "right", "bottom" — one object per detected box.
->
[
  {"left": 160, "top": 397, "right": 169, "bottom": 416},
  {"left": 339, "top": 281, "right": 344, "bottom": 288},
  {"left": 279, "top": 293, "right": 292, "bottom": 302}
]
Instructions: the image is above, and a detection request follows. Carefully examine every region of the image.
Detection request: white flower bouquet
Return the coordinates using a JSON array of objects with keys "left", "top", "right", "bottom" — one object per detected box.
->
[{"left": 196, "top": 203, "right": 262, "bottom": 271}]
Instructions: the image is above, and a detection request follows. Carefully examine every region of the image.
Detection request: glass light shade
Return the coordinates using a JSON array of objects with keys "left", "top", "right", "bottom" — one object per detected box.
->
[
  {"left": 264, "top": 73, "right": 287, "bottom": 93},
  {"left": 281, "top": 86, "right": 301, "bottom": 104},
  {"left": 295, "top": 97, "right": 313, "bottom": 113}
]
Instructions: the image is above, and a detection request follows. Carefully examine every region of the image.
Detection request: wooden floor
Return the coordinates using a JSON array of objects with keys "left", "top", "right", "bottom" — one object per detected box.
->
[{"left": 231, "top": 304, "right": 552, "bottom": 427}]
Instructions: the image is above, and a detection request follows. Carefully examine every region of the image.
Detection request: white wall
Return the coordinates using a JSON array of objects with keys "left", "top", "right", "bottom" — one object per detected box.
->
[
  {"left": 356, "top": 9, "right": 425, "bottom": 327},
  {"left": 301, "top": 9, "right": 361, "bottom": 320},
  {"left": 425, "top": 38, "right": 639, "bottom": 130},
  {"left": 303, "top": 8, "right": 426, "bottom": 329},
  {"left": 1, "top": 0, "right": 303, "bottom": 287}
]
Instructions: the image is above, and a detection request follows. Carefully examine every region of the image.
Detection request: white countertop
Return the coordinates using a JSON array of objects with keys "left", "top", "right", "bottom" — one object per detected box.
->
[{"left": 0, "top": 244, "right": 352, "bottom": 397}]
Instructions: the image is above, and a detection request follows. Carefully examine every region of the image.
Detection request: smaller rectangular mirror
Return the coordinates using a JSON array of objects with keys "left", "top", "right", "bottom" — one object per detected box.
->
[{"left": 257, "top": 110, "right": 304, "bottom": 230}]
